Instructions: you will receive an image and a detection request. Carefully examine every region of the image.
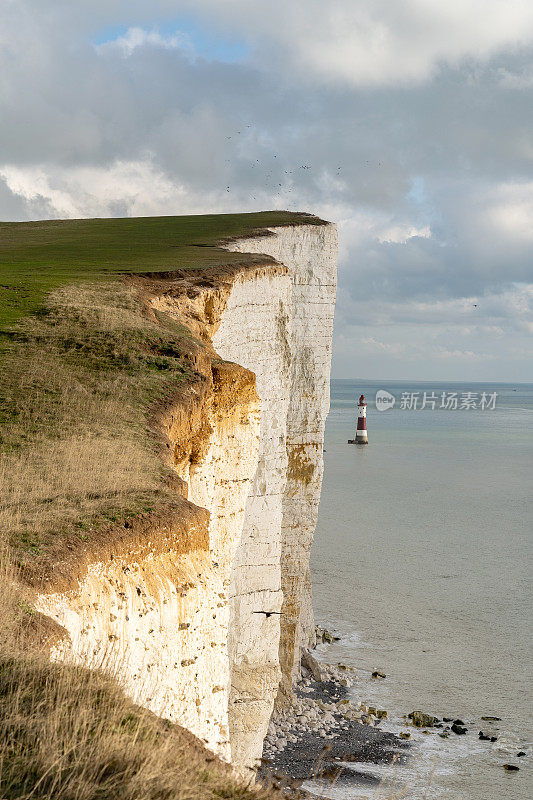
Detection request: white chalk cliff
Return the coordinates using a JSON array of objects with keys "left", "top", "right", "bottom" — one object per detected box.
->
[{"left": 36, "top": 221, "right": 337, "bottom": 771}]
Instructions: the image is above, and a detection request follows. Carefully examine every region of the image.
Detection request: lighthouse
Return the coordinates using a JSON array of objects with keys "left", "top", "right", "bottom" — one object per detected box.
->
[{"left": 348, "top": 394, "right": 368, "bottom": 444}]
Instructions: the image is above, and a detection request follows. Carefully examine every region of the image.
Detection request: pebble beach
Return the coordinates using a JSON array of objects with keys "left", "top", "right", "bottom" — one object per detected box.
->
[{"left": 260, "top": 630, "right": 409, "bottom": 795}]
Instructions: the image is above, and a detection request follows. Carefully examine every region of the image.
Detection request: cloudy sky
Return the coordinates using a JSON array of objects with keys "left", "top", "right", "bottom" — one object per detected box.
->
[{"left": 2, "top": 0, "right": 532, "bottom": 380}]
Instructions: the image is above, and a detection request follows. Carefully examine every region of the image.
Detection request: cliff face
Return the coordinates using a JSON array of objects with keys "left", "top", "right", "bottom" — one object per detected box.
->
[{"left": 35, "top": 222, "right": 337, "bottom": 771}]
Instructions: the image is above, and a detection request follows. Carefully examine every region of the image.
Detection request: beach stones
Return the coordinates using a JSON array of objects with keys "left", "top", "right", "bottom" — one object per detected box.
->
[
  {"left": 481, "top": 715, "right": 501, "bottom": 721},
  {"left": 503, "top": 764, "right": 519, "bottom": 771},
  {"left": 451, "top": 722, "right": 467, "bottom": 735},
  {"left": 409, "top": 711, "right": 438, "bottom": 728},
  {"left": 372, "top": 669, "right": 386, "bottom": 679},
  {"left": 315, "top": 626, "right": 340, "bottom": 644},
  {"left": 262, "top": 649, "right": 415, "bottom": 789},
  {"left": 359, "top": 706, "right": 384, "bottom": 722}
]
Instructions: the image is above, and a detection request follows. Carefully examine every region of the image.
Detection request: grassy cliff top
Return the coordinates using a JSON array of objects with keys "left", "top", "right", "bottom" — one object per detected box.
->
[
  {"left": 0, "top": 211, "right": 326, "bottom": 329},
  {"left": 0, "top": 210, "right": 328, "bottom": 577}
]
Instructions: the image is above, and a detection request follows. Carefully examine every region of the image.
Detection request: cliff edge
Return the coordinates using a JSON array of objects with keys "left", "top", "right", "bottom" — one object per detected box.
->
[{"left": 1, "top": 212, "right": 337, "bottom": 774}]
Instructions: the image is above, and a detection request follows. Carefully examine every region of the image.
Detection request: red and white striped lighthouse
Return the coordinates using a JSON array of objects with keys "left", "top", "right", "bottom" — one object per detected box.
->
[{"left": 348, "top": 394, "right": 368, "bottom": 444}]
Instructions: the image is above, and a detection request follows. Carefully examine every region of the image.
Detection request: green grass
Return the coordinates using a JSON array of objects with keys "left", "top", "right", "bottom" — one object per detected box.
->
[{"left": 0, "top": 211, "right": 324, "bottom": 329}]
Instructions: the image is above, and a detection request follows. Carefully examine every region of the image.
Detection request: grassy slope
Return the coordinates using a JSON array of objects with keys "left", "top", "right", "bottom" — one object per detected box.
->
[
  {"left": 0, "top": 211, "right": 323, "bottom": 329},
  {"left": 0, "top": 281, "right": 197, "bottom": 567}
]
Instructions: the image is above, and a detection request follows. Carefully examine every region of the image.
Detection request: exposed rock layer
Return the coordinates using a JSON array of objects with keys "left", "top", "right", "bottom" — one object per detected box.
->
[{"left": 35, "top": 222, "right": 337, "bottom": 770}]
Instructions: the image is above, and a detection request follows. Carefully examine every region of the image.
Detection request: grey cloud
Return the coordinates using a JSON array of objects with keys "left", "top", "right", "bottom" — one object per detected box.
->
[
  {"left": 3, "top": 5, "right": 532, "bottom": 190},
  {"left": 1, "top": 1, "right": 532, "bottom": 379},
  {"left": 0, "top": 176, "right": 56, "bottom": 221},
  {"left": 340, "top": 226, "right": 532, "bottom": 305}
]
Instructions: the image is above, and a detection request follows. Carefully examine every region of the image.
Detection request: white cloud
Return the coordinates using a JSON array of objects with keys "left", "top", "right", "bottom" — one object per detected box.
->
[
  {"left": 485, "top": 181, "right": 533, "bottom": 242},
  {"left": 338, "top": 284, "right": 533, "bottom": 333},
  {"left": 191, "top": 0, "right": 533, "bottom": 86},
  {"left": 434, "top": 347, "right": 493, "bottom": 361},
  {"left": 361, "top": 336, "right": 405, "bottom": 355},
  {"left": 0, "top": 158, "right": 310, "bottom": 219},
  {"left": 0, "top": 161, "right": 194, "bottom": 218},
  {"left": 337, "top": 211, "right": 432, "bottom": 261},
  {"left": 97, "top": 27, "right": 193, "bottom": 57},
  {"left": 496, "top": 64, "right": 533, "bottom": 89},
  {"left": 377, "top": 224, "right": 431, "bottom": 244}
]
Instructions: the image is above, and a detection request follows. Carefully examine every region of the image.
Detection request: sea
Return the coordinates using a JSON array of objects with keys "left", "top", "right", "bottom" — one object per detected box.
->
[{"left": 308, "top": 380, "right": 532, "bottom": 800}]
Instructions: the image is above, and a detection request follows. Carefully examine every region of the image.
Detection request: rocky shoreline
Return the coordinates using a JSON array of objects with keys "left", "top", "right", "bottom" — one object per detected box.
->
[
  {"left": 258, "top": 628, "right": 530, "bottom": 796},
  {"left": 259, "top": 636, "right": 409, "bottom": 794}
]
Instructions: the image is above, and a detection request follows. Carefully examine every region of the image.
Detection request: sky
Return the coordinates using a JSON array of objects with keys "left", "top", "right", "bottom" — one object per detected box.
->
[{"left": 1, "top": 0, "right": 532, "bottom": 381}]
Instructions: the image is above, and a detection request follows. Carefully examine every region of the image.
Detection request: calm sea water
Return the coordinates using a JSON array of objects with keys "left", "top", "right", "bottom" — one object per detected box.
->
[{"left": 309, "top": 380, "right": 533, "bottom": 799}]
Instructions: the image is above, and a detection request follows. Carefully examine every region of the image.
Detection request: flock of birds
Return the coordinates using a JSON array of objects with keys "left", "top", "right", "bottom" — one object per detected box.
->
[
  {"left": 219, "top": 127, "right": 478, "bottom": 313},
  {"left": 221, "top": 125, "right": 347, "bottom": 203},
  {"left": 218, "top": 125, "right": 390, "bottom": 205}
]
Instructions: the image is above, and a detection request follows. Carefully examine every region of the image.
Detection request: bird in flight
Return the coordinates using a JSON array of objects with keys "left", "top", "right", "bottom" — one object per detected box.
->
[{"left": 253, "top": 611, "right": 282, "bottom": 618}]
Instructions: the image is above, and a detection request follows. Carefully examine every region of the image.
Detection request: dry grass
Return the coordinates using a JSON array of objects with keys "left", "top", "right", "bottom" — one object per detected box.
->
[
  {"left": 0, "top": 557, "right": 279, "bottom": 800},
  {"left": 0, "top": 437, "right": 156, "bottom": 553},
  {"left": 0, "top": 656, "right": 271, "bottom": 800},
  {"left": 0, "top": 280, "right": 197, "bottom": 565}
]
